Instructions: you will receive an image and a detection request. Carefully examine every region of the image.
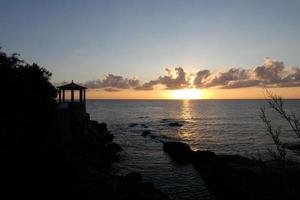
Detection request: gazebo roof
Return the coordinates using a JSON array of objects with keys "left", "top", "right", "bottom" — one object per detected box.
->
[{"left": 57, "top": 81, "right": 87, "bottom": 90}]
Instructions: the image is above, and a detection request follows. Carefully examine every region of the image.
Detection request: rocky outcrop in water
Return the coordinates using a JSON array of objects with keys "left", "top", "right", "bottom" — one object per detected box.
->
[
  {"left": 64, "top": 118, "right": 171, "bottom": 200},
  {"left": 142, "top": 130, "right": 151, "bottom": 137},
  {"left": 163, "top": 141, "right": 192, "bottom": 161},
  {"left": 168, "top": 122, "right": 183, "bottom": 127},
  {"left": 163, "top": 141, "right": 300, "bottom": 200}
]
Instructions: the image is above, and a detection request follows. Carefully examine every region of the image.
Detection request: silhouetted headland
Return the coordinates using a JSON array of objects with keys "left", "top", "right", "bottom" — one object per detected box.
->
[{"left": 0, "top": 48, "right": 170, "bottom": 200}]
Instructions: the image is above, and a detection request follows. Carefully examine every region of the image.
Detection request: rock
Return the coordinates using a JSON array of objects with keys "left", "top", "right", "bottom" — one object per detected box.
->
[
  {"left": 141, "top": 124, "right": 149, "bottom": 128},
  {"left": 97, "top": 122, "right": 108, "bottom": 131},
  {"left": 150, "top": 135, "right": 157, "bottom": 139},
  {"left": 103, "top": 133, "right": 114, "bottom": 143},
  {"left": 128, "top": 123, "right": 138, "bottom": 128},
  {"left": 142, "top": 130, "right": 151, "bottom": 137},
  {"left": 142, "top": 182, "right": 154, "bottom": 191},
  {"left": 106, "top": 142, "right": 123, "bottom": 154},
  {"left": 163, "top": 141, "right": 192, "bottom": 161},
  {"left": 124, "top": 172, "right": 142, "bottom": 183},
  {"left": 192, "top": 150, "right": 216, "bottom": 165},
  {"left": 168, "top": 122, "right": 183, "bottom": 127}
]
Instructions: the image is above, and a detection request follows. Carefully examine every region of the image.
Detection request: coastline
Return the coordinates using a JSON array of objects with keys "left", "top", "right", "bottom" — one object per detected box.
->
[
  {"left": 53, "top": 108, "right": 172, "bottom": 200},
  {"left": 163, "top": 141, "right": 300, "bottom": 200}
]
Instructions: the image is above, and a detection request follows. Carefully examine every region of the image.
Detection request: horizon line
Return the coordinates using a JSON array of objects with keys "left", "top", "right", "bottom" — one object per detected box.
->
[{"left": 84, "top": 98, "right": 300, "bottom": 100}]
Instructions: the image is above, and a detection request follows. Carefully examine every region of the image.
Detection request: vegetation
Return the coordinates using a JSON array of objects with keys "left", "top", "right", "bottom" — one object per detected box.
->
[
  {"left": 260, "top": 89, "right": 300, "bottom": 164},
  {"left": 0, "top": 47, "right": 57, "bottom": 153},
  {"left": 0, "top": 47, "right": 168, "bottom": 200}
]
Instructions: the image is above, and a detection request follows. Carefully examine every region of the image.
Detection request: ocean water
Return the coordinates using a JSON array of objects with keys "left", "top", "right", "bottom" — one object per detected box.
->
[{"left": 86, "top": 99, "right": 300, "bottom": 200}]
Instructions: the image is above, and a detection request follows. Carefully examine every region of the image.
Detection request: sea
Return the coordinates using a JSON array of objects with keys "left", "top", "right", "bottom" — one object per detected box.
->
[{"left": 86, "top": 99, "right": 300, "bottom": 200}]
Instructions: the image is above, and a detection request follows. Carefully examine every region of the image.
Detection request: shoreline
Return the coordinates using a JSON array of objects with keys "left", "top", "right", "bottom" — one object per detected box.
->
[
  {"left": 57, "top": 112, "right": 172, "bottom": 200},
  {"left": 163, "top": 141, "right": 300, "bottom": 200}
]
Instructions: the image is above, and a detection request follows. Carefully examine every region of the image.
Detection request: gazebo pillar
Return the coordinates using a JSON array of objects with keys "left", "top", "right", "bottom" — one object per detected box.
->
[
  {"left": 62, "top": 89, "right": 65, "bottom": 102},
  {"left": 83, "top": 89, "right": 86, "bottom": 102},
  {"left": 71, "top": 89, "right": 74, "bottom": 102},
  {"left": 58, "top": 89, "right": 61, "bottom": 102},
  {"left": 79, "top": 89, "right": 83, "bottom": 102}
]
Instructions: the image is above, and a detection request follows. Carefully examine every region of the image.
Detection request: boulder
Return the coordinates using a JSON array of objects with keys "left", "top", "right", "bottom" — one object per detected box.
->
[
  {"left": 168, "top": 122, "right": 183, "bottom": 127},
  {"left": 142, "top": 130, "right": 151, "bottom": 137},
  {"left": 97, "top": 122, "right": 108, "bottom": 131},
  {"left": 102, "top": 133, "right": 114, "bottom": 143},
  {"left": 192, "top": 150, "right": 216, "bottom": 165},
  {"left": 150, "top": 135, "right": 157, "bottom": 139},
  {"left": 106, "top": 142, "right": 123, "bottom": 154},
  {"left": 124, "top": 172, "right": 142, "bottom": 183},
  {"left": 163, "top": 142, "right": 192, "bottom": 161},
  {"left": 128, "top": 123, "right": 138, "bottom": 128},
  {"left": 141, "top": 124, "right": 149, "bottom": 128}
]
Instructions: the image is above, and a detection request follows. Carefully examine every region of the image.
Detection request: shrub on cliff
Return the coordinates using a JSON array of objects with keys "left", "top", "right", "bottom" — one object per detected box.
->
[{"left": 0, "top": 47, "right": 57, "bottom": 153}]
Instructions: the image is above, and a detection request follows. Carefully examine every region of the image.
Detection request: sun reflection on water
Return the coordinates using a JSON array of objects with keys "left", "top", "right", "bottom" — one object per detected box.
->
[
  {"left": 178, "top": 100, "right": 215, "bottom": 151},
  {"left": 178, "top": 100, "right": 197, "bottom": 144},
  {"left": 181, "top": 100, "right": 193, "bottom": 121}
]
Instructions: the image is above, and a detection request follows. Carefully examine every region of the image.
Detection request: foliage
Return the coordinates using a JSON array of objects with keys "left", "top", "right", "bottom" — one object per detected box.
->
[
  {"left": 260, "top": 106, "right": 287, "bottom": 164},
  {"left": 0, "top": 47, "right": 57, "bottom": 152},
  {"left": 260, "top": 89, "right": 300, "bottom": 165}
]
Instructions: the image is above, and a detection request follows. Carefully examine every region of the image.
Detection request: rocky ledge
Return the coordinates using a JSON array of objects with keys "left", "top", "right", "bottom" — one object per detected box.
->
[
  {"left": 163, "top": 141, "right": 300, "bottom": 200},
  {"left": 72, "top": 120, "right": 171, "bottom": 200}
]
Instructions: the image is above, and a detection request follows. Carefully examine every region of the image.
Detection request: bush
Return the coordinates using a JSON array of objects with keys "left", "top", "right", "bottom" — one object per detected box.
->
[{"left": 260, "top": 89, "right": 300, "bottom": 165}]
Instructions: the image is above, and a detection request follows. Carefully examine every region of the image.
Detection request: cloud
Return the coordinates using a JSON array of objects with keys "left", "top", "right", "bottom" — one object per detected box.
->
[
  {"left": 193, "top": 70, "right": 211, "bottom": 88},
  {"left": 83, "top": 80, "right": 102, "bottom": 88},
  {"left": 222, "top": 79, "right": 261, "bottom": 89},
  {"left": 82, "top": 74, "right": 140, "bottom": 91},
  {"left": 104, "top": 87, "right": 121, "bottom": 92},
  {"left": 194, "top": 58, "right": 300, "bottom": 89},
  {"left": 134, "top": 80, "right": 159, "bottom": 90},
  {"left": 158, "top": 67, "right": 188, "bottom": 89},
  {"left": 136, "top": 67, "right": 189, "bottom": 90},
  {"left": 100, "top": 74, "right": 140, "bottom": 89},
  {"left": 252, "top": 58, "right": 284, "bottom": 84},
  {"left": 77, "top": 58, "right": 300, "bottom": 92}
]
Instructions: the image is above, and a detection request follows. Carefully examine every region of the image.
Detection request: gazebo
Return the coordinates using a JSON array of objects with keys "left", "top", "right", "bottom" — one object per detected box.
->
[
  {"left": 56, "top": 81, "right": 89, "bottom": 134},
  {"left": 57, "top": 80, "right": 87, "bottom": 103}
]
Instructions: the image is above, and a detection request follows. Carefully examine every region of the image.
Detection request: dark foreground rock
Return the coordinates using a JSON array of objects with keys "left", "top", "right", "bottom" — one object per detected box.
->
[
  {"left": 163, "top": 141, "right": 300, "bottom": 200},
  {"left": 128, "top": 123, "right": 139, "bottom": 128},
  {"left": 71, "top": 120, "right": 171, "bottom": 200},
  {"left": 1, "top": 117, "right": 170, "bottom": 200},
  {"left": 163, "top": 141, "right": 193, "bottom": 161},
  {"left": 142, "top": 130, "right": 151, "bottom": 137},
  {"left": 168, "top": 122, "right": 183, "bottom": 127},
  {"left": 87, "top": 172, "right": 171, "bottom": 200}
]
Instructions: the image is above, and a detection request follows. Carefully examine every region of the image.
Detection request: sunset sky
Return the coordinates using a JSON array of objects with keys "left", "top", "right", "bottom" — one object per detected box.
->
[{"left": 1, "top": 0, "right": 300, "bottom": 99}]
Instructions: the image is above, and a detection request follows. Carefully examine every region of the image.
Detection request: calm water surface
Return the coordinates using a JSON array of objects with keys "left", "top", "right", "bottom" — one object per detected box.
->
[{"left": 87, "top": 100, "right": 300, "bottom": 200}]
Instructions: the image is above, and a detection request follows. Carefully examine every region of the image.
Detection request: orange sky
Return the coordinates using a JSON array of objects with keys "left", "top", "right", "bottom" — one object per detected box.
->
[{"left": 86, "top": 87, "right": 300, "bottom": 99}]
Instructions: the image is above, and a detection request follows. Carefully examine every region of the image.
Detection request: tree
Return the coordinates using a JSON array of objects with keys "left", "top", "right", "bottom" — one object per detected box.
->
[
  {"left": 260, "top": 89, "right": 300, "bottom": 164},
  {"left": 0, "top": 47, "right": 57, "bottom": 153}
]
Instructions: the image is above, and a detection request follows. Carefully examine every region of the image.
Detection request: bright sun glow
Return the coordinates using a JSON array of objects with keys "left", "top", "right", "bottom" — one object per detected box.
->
[{"left": 171, "top": 88, "right": 203, "bottom": 99}]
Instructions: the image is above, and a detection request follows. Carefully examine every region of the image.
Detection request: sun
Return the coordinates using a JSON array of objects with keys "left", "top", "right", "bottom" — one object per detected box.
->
[{"left": 171, "top": 88, "right": 203, "bottom": 99}]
